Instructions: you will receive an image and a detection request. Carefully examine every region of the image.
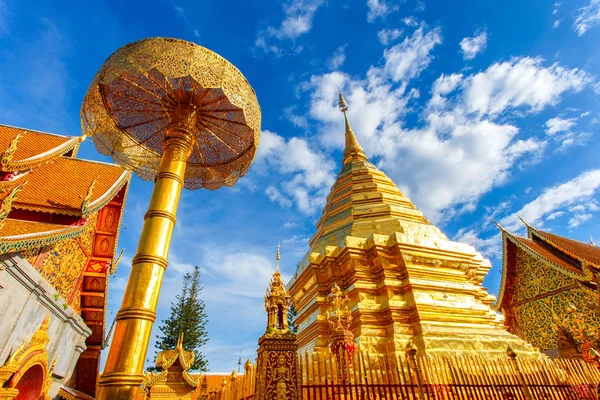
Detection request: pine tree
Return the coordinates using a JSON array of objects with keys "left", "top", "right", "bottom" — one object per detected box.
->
[
  {"left": 152, "top": 266, "right": 209, "bottom": 371},
  {"left": 288, "top": 303, "right": 298, "bottom": 333}
]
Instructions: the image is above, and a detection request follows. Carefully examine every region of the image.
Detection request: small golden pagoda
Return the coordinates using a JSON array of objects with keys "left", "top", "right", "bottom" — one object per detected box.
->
[
  {"left": 496, "top": 220, "right": 600, "bottom": 358},
  {"left": 288, "top": 93, "right": 537, "bottom": 358},
  {"left": 141, "top": 334, "right": 199, "bottom": 400}
]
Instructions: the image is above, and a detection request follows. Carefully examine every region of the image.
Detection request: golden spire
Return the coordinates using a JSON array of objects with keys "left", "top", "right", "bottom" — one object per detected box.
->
[
  {"left": 275, "top": 242, "right": 281, "bottom": 272},
  {"left": 338, "top": 91, "right": 367, "bottom": 165}
]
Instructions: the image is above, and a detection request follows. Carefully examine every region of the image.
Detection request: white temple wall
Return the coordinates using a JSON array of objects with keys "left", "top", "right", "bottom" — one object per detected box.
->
[{"left": 0, "top": 253, "right": 91, "bottom": 398}]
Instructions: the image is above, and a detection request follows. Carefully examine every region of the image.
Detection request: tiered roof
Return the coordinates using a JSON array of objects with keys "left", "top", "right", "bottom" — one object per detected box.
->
[
  {"left": 495, "top": 220, "right": 600, "bottom": 313},
  {"left": 0, "top": 124, "right": 131, "bottom": 253},
  {"left": 310, "top": 93, "right": 437, "bottom": 252}
]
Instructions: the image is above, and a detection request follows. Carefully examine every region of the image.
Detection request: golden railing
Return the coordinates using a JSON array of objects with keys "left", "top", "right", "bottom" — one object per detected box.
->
[
  {"left": 298, "top": 349, "right": 600, "bottom": 399},
  {"left": 205, "top": 349, "right": 600, "bottom": 400}
]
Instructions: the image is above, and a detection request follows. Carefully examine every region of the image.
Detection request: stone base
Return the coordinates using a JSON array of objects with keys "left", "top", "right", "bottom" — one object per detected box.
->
[{"left": 255, "top": 333, "right": 299, "bottom": 400}]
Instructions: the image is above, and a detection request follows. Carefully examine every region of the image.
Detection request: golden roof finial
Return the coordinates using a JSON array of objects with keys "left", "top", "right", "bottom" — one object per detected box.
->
[
  {"left": 1, "top": 132, "right": 23, "bottom": 168},
  {"left": 338, "top": 89, "right": 367, "bottom": 165},
  {"left": 0, "top": 182, "right": 26, "bottom": 230},
  {"left": 276, "top": 242, "right": 281, "bottom": 271}
]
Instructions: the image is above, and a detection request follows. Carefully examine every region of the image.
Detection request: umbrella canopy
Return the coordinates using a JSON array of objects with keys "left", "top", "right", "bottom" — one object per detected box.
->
[{"left": 81, "top": 37, "right": 261, "bottom": 190}]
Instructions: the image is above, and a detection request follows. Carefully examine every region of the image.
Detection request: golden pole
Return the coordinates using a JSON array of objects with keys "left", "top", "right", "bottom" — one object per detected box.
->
[{"left": 96, "top": 123, "right": 193, "bottom": 400}]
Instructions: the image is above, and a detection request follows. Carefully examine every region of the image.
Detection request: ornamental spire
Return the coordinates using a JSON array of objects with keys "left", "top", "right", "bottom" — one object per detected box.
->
[
  {"left": 276, "top": 242, "right": 281, "bottom": 271},
  {"left": 338, "top": 90, "right": 367, "bottom": 165}
]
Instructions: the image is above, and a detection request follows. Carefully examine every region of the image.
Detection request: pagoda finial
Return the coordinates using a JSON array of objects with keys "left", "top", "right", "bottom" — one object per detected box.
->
[
  {"left": 338, "top": 90, "right": 367, "bottom": 165},
  {"left": 276, "top": 242, "right": 281, "bottom": 271}
]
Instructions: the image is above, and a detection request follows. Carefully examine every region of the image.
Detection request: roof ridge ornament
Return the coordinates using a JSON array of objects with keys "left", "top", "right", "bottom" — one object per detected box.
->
[
  {"left": 1, "top": 132, "right": 24, "bottom": 169},
  {"left": 338, "top": 90, "right": 368, "bottom": 165},
  {"left": 0, "top": 182, "right": 26, "bottom": 230}
]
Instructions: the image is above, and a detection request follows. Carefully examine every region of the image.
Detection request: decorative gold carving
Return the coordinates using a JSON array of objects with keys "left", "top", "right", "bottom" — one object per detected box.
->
[
  {"left": 326, "top": 283, "right": 352, "bottom": 334},
  {"left": 38, "top": 213, "right": 95, "bottom": 303},
  {"left": 108, "top": 248, "right": 124, "bottom": 275},
  {"left": 264, "top": 245, "right": 292, "bottom": 336},
  {"left": 0, "top": 133, "right": 23, "bottom": 169},
  {"left": 509, "top": 246, "right": 600, "bottom": 351},
  {"left": 81, "top": 37, "right": 261, "bottom": 191},
  {"left": 0, "top": 316, "right": 55, "bottom": 400},
  {"left": 142, "top": 334, "right": 198, "bottom": 399},
  {"left": 81, "top": 176, "right": 98, "bottom": 217},
  {"left": 0, "top": 183, "right": 25, "bottom": 230}
]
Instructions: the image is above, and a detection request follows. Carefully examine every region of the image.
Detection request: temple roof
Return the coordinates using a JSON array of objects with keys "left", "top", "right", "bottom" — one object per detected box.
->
[
  {"left": 0, "top": 124, "right": 83, "bottom": 171},
  {"left": 495, "top": 221, "right": 597, "bottom": 313},
  {"left": 528, "top": 226, "right": 600, "bottom": 268},
  {"left": 0, "top": 124, "right": 131, "bottom": 253},
  {"left": 10, "top": 157, "right": 129, "bottom": 216},
  {"left": 309, "top": 93, "right": 435, "bottom": 251},
  {"left": 514, "top": 236, "right": 582, "bottom": 275}
]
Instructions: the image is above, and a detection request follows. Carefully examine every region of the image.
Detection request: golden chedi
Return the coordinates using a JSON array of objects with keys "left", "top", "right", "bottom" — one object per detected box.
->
[{"left": 288, "top": 93, "right": 538, "bottom": 358}]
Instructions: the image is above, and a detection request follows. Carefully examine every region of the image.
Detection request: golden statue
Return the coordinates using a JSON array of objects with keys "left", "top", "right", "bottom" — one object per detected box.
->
[
  {"left": 81, "top": 37, "right": 261, "bottom": 399},
  {"left": 274, "top": 355, "right": 289, "bottom": 400}
]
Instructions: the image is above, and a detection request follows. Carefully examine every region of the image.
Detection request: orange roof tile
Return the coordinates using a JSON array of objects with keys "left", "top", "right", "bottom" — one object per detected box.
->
[
  {"left": 533, "top": 229, "right": 600, "bottom": 268},
  {"left": 0, "top": 124, "right": 77, "bottom": 163},
  {"left": 12, "top": 157, "right": 129, "bottom": 216}
]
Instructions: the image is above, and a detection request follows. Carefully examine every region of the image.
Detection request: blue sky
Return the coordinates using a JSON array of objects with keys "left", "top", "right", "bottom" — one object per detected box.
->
[{"left": 1, "top": 0, "right": 599, "bottom": 372}]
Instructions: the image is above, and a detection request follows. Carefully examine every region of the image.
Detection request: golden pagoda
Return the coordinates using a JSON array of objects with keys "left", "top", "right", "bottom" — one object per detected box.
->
[{"left": 287, "top": 93, "right": 537, "bottom": 357}]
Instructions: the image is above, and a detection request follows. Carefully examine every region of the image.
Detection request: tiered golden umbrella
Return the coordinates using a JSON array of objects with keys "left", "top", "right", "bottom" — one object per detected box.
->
[{"left": 81, "top": 37, "right": 260, "bottom": 399}]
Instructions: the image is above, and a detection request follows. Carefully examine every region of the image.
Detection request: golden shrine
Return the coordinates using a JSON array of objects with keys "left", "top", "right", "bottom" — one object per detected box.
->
[
  {"left": 0, "top": 124, "right": 130, "bottom": 399},
  {"left": 287, "top": 93, "right": 537, "bottom": 358},
  {"left": 141, "top": 335, "right": 199, "bottom": 400},
  {"left": 496, "top": 219, "right": 600, "bottom": 358},
  {"left": 254, "top": 246, "right": 300, "bottom": 400}
]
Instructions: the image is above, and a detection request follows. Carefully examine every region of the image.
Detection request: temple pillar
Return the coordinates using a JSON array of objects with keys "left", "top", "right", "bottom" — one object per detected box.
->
[{"left": 255, "top": 334, "right": 299, "bottom": 400}]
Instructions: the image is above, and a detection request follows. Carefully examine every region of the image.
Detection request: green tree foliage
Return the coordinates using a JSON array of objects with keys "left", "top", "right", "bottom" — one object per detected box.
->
[
  {"left": 288, "top": 303, "right": 298, "bottom": 333},
  {"left": 152, "top": 266, "right": 209, "bottom": 371}
]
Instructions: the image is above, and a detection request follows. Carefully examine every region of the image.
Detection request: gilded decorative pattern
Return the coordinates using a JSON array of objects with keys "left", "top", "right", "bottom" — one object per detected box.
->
[
  {"left": 511, "top": 247, "right": 600, "bottom": 350},
  {"left": 512, "top": 247, "right": 574, "bottom": 303},
  {"left": 38, "top": 213, "right": 96, "bottom": 303},
  {"left": 81, "top": 37, "right": 261, "bottom": 191},
  {"left": 21, "top": 246, "right": 44, "bottom": 266}
]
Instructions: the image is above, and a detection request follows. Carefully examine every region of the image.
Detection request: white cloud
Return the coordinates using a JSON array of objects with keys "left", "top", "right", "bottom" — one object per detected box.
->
[
  {"left": 553, "top": 1, "right": 562, "bottom": 15},
  {"left": 282, "top": 106, "right": 309, "bottom": 129},
  {"left": 255, "top": 130, "right": 335, "bottom": 214},
  {"left": 428, "top": 73, "right": 463, "bottom": 109},
  {"left": 265, "top": 186, "right": 292, "bottom": 208},
  {"left": 327, "top": 45, "right": 347, "bottom": 70},
  {"left": 296, "top": 51, "right": 592, "bottom": 223},
  {"left": 545, "top": 116, "right": 577, "bottom": 135},
  {"left": 367, "top": 0, "right": 398, "bottom": 22},
  {"left": 554, "top": 19, "right": 562, "bottom": 28},
  {"left": 455, "top": 229, "right": 502, "bottom": 259},
  {"left": 574, "top": 0, "right": 600, "bottom": 36},
  {"left": 569, "top": 213, "right": 593, "bottom": 228},
  {"left": 268, "top": 0, "right": 324, "bottom": 39},
  {"left": 256, "top": 0, "right": 324, "bottom": 54},
  {"left": 460, "top": 30, "right": 487, "bottom": 60},
  {"left": 501, "top": 169, "right": 600, "bottom": 231},
  {"left": 377, "top": 28, "right": 403, "bottom": 45},
  {"left": 383, "top": 27, "right": 442, "bottom": 82},
  {"left": 463, "top": 57, "right": 592, "bottom": 117},
  {"left": 403, "top": 17, "right": 420, "bottom": 27}
]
